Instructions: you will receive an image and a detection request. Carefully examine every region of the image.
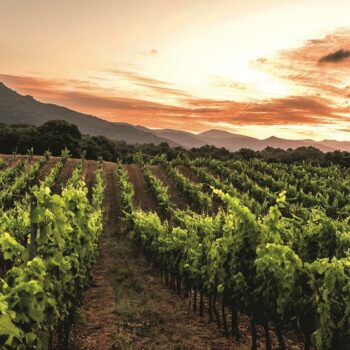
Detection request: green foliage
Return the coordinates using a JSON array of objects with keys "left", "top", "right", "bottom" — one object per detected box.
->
[
  {"left": 142, "top": 165, "right": 171, "bottom": 217},
  {"left": 129, "top": 156, "right": 350, "bottom": 349},
  {"left": 1, "top": 150, "right": 350, "bottom": 349},
  {"left": 0, "top": 160, "right": 25, "bottom": 189},
  {"left": 60, "top": 148, "right": 71, "bottom": 160},
  {"left": 116, "top": 164, "right": 134, "bottom": 226},
  {"left": 0, "top": 161, "right": 104, "bottom": 349},
  {"left": 306, "top": 257, "right": 350, "bottom": 349},
  {"left": 156, "top": 157, "right": 212, "bottom": 213},
  {"left": 43, "top": 150, "right": 51, "bottom": 162},
  {"left": 36, "top": 120, "right": 82, "bottom": 157},
  {"left": 0, "top": 158, "right": 45, "bottom": 208}
]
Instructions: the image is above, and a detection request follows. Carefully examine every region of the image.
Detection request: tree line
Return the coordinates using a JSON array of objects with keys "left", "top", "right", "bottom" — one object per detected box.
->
[{"left": 0, "top": 120, "right": 349, "bottom": 166}]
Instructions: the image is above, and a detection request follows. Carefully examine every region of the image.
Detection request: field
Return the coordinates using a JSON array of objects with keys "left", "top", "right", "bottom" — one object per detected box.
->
[{"left": 0, "top": 153, "right": 350, "bottom": 350}]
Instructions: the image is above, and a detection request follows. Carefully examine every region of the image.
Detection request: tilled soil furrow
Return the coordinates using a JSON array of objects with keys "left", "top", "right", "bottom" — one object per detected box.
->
[
  {"left": 124, "top": 164, "right": 158, "bottom": 212},
  {"left": 70, "top": 162, "right": 121, "bottom": 350},
  {"left": 83, "top": 160, "right": 98, "bottom": 202},
  {"left": 51, "top": 158, "right": 80, "bottom": 194},
  {"left": 149, "top": 164, "right": 188, "bottom": 210},
  {"left": 36, "top": 158, "right": 58, "bottom": 183},
  {"left": 109, "top": 235, "right": 243, "bottom": 350}
]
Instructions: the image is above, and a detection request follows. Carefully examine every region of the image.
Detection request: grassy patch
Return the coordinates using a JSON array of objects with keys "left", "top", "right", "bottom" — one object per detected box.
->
[{"left": 111, "top": 237, "right": 177, "bottom": 347}]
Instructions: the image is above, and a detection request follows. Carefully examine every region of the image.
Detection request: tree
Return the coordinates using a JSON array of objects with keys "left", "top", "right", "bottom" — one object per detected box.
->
[
  {"left": 236, "top": 148, "right": 256, "bottom": 160},
  {"left": 35, "top": 120, "right": 82, "bottom": 156},
  {"left": 81, "top": 135, "right": 116, "bottom": 161}
]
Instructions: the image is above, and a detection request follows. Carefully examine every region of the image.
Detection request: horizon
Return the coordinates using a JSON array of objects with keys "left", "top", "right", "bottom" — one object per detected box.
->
[
  {"left": 1, "top": 0, "right": 350, "bottom": 141},
  {"left": 0, "top": 80, "right": 347, "bottom": 144}
]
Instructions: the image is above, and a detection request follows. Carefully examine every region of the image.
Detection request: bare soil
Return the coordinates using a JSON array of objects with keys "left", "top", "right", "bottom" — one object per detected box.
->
[
  {"left": 149, "top": 165, "right": 188, "bottom": 210},
  {"left": 82, "top": 160, "right": 98, "bottom": 201},
  {"left": 109, "top": 234, "right": 250, "bottom": 350},
  {"left": 124, "top": 164, "right": 158, "bottom": 212},
  {"left": 70, "top": 162, "right": 121, "bottom": 350},
  {"left": 177, "top": 165, "right": 199, "bottom": 183},
  {"left": 0, "top": 154, "right": 19, "bottom": 167},
  {"left": 52, "top": 158, "right": 80, "bottom": 194},
  {"left": 36, "top": 158, "right": 59, "bottom": 183}
]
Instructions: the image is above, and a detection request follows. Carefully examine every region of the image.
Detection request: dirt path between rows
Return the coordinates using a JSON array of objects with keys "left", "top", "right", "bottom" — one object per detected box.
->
[
  {"left": 149, "top": 165, "right": 188, "bottom": 211},
  {"left": 70, "top": 162, "right": 121, "bottom": 350},
  {"left": 177, "top": 165, "right": 200, "bottom": 183},
  {"left": 52, "top": 158, "right": 80, "bottom": 194},
  {"left": 0, "top": 154, "right": 21, "bottom": 167},
  {"left": 70, "top": 162, "right": 305, "bottom": 350},
  {"left": 37, "top": 158, "right": 58, "bottom": 183},
  {"left": 124, "top": 164, "right": 158, "bottom": 212},
  {"left": 69, "top": 161, "right": 247, "bottom": 350},
  {"left": 108, "top": 234, "right": 243, "bottom": 350},
  {"left": 82, "top": 160, "right": 98, "bottom": 202}
]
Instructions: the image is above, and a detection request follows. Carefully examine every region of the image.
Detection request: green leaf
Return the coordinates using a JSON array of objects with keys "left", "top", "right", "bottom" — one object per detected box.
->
[{"left": 0, "top": 314, "right": 21, "bottom": 344}]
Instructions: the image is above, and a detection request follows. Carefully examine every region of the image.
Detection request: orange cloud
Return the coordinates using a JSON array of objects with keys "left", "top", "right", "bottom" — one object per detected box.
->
[
  {"left": 1, "top": 67, "right": 349, "bottom": 132},
  {"left": 107, "top": 69, "right": 192, "bottom": 98},
  {"left": 319, "top": 49, "right": 350, "bottom": 64},
  {"left": 255, "top": 28, "right": 350, "bottom": 101}
]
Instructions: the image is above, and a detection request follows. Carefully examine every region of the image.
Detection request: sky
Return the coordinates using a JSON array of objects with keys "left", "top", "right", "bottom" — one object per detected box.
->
[{"left": 1, "top": 0, "right": 350, "bottom": 140}]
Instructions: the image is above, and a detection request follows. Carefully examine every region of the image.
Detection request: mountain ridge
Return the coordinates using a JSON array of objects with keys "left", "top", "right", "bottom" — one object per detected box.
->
[
  {"left": 1, "top": 82, "right": 350, "bottom": 152},
  {"left": 0, "top": 82, "right": 178, "bottom": 146}
]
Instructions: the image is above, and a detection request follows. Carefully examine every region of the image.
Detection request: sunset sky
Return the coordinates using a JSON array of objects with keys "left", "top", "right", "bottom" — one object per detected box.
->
[{"left": 1, "top": 0, "right": 350, "bottom": 140}]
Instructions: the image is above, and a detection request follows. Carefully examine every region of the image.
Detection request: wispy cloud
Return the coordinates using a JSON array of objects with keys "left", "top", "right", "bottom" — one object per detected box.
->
[
  {"left": 141, "top": 49, "right": 159, "bottom": 56},
  {"left": 2, "top": 27, "right": 350, "bottom": 137},
  {"left": 109, "top": 69, "right": 168, "bottom": 86},
  {"left": 319, "top": 49, "right": 350, "bottom": 63},
  {"left": 107, "top": 69, "right": 192, "bottom": 98},
  {"left": 254, "top": 28, "right": 350, "bottom": 102}
]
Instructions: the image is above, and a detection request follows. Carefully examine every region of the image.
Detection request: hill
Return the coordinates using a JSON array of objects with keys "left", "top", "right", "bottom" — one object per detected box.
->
[
  {"left": 148, "top": 128, "right": 350, "bottom": 152},
  {"left": 0, "top": 83, "right": 177, "bottom": 145},
  {"left": 196, "top": 129, "right": 262, "bottom": 151},
  {"left": 150, "top": 128, "right": 206, "bottom": 148},
  {"left": 1, "top": 82, "right": 350, "bottom": 152}
]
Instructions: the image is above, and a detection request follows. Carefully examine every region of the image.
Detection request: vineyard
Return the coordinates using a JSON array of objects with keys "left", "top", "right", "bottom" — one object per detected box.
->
[{"left": 0, "top": 152, "right": 350, "bottom": 349}]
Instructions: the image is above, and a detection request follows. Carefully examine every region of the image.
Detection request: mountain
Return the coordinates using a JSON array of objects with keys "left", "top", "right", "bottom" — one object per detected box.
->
[
  {"left": 1, "top": 82, "right": 349, "bottom": 152},
  {"left": 198, "top": 129, "right": 241, "bottom": 139},
  {"left": 146, "top": 128, "right": 350, "bottom": 152},
  {"left": 259, "top": 136, "right": 335, "bottom": 152},
  {"left": 0, "top": 83, "right": 177, "bottom": 145},
  {"left": 150, "top": 129, "right": 206, "bottom": 148},
  {"left": 319, "top": 140, "right": 350, "bottom": 151},
  {"left": 196, "top": 129, "right": 262, "bottom": 151}
]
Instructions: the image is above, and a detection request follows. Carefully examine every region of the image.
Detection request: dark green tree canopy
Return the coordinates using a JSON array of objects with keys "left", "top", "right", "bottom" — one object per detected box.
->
[
  {"left": 35, "top": 120, "right": 82, "bottom": 156},
  {"left": 0, "top": 119, "right": 349, "bottom": 166}
]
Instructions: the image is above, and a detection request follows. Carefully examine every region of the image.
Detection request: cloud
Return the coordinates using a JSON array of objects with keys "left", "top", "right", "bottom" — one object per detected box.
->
[
  {"left": 0, "top": 73, "right": 190, "bottom": 115},
  {"left": 109, "top": 69, "right": 168, "bottom": 86},
  {"left": 141, "top": 49, "right": 159, "bottom": 56},
  {"left": 108, "top": 69, "right": 192, "bottom": 98},
  {"left": 319, "top": 49, "right": 350, "bottom": 63},
  {"left": 0, "top": 74, "right": 102, "bottom": 93},
  {"left": 255, "top": 28, "right": 350, "bottom": 102},
  {"left": 211, "top": 77, "right": 247, "bottom": 90},
  {"left": 186, "top": 95, "right": 349, "bottom": 126},
  {"left": 135, "top": 83, "right": 192, "bottom": 98},
  {"left": 1, "top": 72, "right": 349, "bottom": 132}
]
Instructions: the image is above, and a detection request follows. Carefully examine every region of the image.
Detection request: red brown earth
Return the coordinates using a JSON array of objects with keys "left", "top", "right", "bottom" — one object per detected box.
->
[
  {"left": 51, "top": 158, "right": 80, "bottom": 194},
  {"left": 149, "top": 164, "right": 188, "bottom": 211},
  {"left": 124, "top": 163, "right": 159, "bottom": 212}
]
